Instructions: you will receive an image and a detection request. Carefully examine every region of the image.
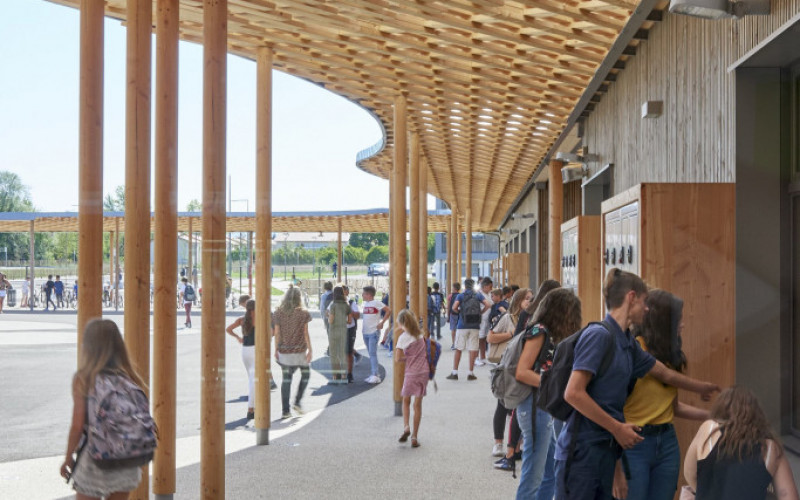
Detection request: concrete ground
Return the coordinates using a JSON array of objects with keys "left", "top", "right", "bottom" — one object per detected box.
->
[{"left": 0, "top": 305, "right": 518, "bottom": 499}]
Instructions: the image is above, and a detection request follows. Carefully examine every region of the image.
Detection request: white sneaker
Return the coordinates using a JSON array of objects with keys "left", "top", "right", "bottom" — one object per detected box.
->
[
  {"left": 492, "top": 443, "right": 504, "bottom": 457},
  {"left": 366, "top": 375, "right": 381, "bottom": 384},
  {"left": 475, "top": 358, "right": 486, "bottom": 366}
]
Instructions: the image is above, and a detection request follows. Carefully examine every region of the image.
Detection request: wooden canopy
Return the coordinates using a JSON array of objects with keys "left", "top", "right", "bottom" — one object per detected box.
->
[
  {"left": 0, "top": 210, "right": 450, "bottom": 233},
  {"left": 48, "top": 0, "right": 648, "bottom": 230}
]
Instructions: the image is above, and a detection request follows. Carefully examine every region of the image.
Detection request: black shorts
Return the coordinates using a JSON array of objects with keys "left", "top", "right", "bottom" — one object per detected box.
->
[{"left": 347, "top": 326, "right": 357, "bottom": 354}]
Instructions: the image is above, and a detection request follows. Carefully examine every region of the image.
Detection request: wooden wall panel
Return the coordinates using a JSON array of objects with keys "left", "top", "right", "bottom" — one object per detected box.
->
[
  {"left": 538, "top": 185, "right": 549, "bottom": 290},
  {"left": 583, "top": 1, "right": 800, "bottom": 192},
  {"left": 506, "top": 253, "right": 530, "bottom": 289},
  {"left": 563, "top": 180, "right": 582, "bottom": 222}
]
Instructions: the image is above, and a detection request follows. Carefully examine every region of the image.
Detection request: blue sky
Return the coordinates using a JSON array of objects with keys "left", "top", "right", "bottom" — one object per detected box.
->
[{"left": 0, "top": 0, "right": 415, "bottom": 214}]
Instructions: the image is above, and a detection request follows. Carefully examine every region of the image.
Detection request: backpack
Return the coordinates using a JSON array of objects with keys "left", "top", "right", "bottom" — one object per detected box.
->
[
  {"left": 536, "top": 321, "right": 614, "bottom": 421},
  {"left": 460, "top": 291, "right": 483, "bottom": 328},
  {"left": 423, "top": 336, "right": 442, "bottom": 380},
  {"left": 85, "top": 373, "right": 157, "bottom": 470},
  {"left": 323, "top": 292, "right": 334, "bottom": 312},
  {"left": 490, "top": 325, "right": 541, "bottom": 409},
  {"left": 429, "top": 293, "right": 442, "bottom": 314},
  {"left": 183, "top": 284, "right": 196, "bottom": 302}
]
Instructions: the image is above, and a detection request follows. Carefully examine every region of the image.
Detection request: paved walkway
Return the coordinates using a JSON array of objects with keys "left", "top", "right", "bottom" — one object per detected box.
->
[{"left": 0, "top": 307, "right": 518, "bottom": 499}]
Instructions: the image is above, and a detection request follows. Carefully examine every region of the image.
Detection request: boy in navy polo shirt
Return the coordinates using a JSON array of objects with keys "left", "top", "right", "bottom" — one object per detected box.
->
[{"left": 555, "top": 269, "right": 719, "bottom": 500}]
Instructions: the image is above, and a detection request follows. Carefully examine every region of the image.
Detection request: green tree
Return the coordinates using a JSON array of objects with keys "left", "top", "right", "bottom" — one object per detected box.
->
[
  {"left": 316, "top": 246, "right": 337, "bottom": 265},
  {"left": 0, "top": 171, "right": 35, "bottom": 260},
  {"left": 343, "top": 245, "right": 367, "bottom": 265},
  {"left": 365, "top": 245, "right": 389, "bottom": 264},
  {"left": 103, "top": 185, "right": 126, "bottom": 212},
  {"left": 348, "top": 232, "right": 389, "bottom": 251},
  {"left": 186, "top": 199, "right": 202, "bottom": 212}
]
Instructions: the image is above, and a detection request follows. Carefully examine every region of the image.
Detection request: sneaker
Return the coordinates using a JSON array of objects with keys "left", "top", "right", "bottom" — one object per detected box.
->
[
  {"left": 467, "top": 374, "right": 478, "bottom": 381},
  {"left": 365, "top": 375, "right": 381, "bottom": 384},
  {"left": 292, "top": 403, "right": 304, "bottom": 415},
  {"left": 494, "top": 457, "right": 514, "bottom": 471},
  {"left": 281, "top": 411, "right": 291, "bottom": 420},
  {"left": 445, "top": 373, "right": 458, "bottom": 380},
  {"left": 492, "top": 443, "right": 504, "bottom": 457},
  {"left": 450, "top": 344, "right": 456, "bottom": 350},
  {"left": 347, "top": 373, "right": 354, "bottom": 383},
  {"left": 475, "top": 358, "right": 486, "bottom": 366}
]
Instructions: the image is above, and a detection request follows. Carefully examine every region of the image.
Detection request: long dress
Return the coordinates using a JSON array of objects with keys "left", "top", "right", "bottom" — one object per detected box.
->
[{"left": 328, "top": 300, "right": 350, "bottom": 381}]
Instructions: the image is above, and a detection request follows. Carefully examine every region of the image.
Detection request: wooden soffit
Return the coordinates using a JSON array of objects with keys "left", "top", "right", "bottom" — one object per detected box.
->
[
  {"left": 0, "top": 211, "right": 450, "bottom": 233},
  {"left": 47, "top": 0, "right": 643, "bottom": 231}
]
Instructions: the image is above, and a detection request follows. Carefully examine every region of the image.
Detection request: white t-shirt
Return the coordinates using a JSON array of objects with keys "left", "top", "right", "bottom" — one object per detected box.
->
[
  {"left": 347, "top": 300, "right": 359, "bottom": 328},
  {"left": 361, "top": 299, "right": 385, "bottom": 334},
  {"left": 178, "top": 283, "right": 192, "bottom": 305},
  {"left": 396, "top": 331, "right": 420, "bottom": 351}
]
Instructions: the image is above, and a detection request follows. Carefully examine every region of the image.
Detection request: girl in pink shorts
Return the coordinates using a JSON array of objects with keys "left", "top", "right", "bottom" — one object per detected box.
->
[{"left": 395, "top": 309, "right": 429, "bottom": 448}]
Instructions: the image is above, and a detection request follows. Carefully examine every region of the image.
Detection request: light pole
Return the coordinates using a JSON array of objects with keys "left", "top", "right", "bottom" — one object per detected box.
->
[{"left": 231, "top": 199, "right": 249, "bottom": 283}]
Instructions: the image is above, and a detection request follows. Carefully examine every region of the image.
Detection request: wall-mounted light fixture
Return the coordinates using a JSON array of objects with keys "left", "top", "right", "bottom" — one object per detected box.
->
[
  {"left": 562, "top": 164, "right": 589, "bottom": 184},
  {"left": 511, "top": 213, "right": 535, "bottom": 220},
  {"left": 555, "top": 152, "right": 599, "bottom": 164},
  {"left": 669, "top": 0, "right": 769, "bottom": 19}
]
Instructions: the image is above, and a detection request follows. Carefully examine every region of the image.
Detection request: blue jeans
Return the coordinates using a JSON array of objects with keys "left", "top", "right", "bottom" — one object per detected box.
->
[
  {"left": 515, "top": 394, "right": 556, "bottom": 500},
  {"left": 363, "top": 332, "right": 380, "bottom": 377},
  {"left": 555, "top": 437, "right": 617, "bottom": 500},
  {"left": 623, "top": 425, "right": 680, "bottom": 500}
]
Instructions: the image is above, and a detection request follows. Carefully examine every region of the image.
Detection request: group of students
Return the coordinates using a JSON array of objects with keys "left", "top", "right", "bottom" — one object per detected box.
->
[{"left": 479, "top": 269, "right": 799, "bottom": 500}]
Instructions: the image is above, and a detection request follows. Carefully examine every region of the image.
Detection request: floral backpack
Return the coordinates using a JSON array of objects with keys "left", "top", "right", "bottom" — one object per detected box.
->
[{"left": 85, "top": 373, "right": 157, "bottom": 469}]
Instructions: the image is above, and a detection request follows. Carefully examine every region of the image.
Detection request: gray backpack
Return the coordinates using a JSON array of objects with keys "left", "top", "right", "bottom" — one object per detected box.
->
[{"left": 490, "top": 331, "right": 533, "bottom": 409}]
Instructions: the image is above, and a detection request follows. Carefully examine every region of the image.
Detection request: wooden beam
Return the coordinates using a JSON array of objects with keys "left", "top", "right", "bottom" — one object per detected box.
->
[
  {"left": 391, "top": 95, "right": 407, "bottom": 416},
  {"left": 201, "top": 0, "right": 227, "bottom": 495},
  {"left": 548, "top": 160, "right": 564, "bottom": 280},
  {"left": 77, "top": 0, "right": 104, "bottom": 347},
  {"left": 114, "top": 222, "right": 120, "bottom": 310},
  {"left": 255, "top": 46, "right": 273, "bottom": 446},
  {"left": 153, "top": 0, "right": 178, "bottom": 495},
  {"left": 419, "top": 156, "right": 428, "bottom": 335}
]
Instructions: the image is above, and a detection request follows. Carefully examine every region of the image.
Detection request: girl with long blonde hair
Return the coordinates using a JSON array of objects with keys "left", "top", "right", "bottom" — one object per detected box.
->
[
  {"left": 395, "top": 309, "right": 428, "bottom": 448},
  {"left": 60, "top": 319, "right": 146, "bottom": 499},
  {"left": 273, "top": 287, "right": 313, "bottom": 419}
]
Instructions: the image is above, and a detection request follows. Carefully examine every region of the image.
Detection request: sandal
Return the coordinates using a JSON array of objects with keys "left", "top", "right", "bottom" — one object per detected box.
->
[
  {"left": 411, "top": 437, "right": 420, "bottom": 448},
  {"left": 399, "top": 428, "right": 410, "bottom": 443}
]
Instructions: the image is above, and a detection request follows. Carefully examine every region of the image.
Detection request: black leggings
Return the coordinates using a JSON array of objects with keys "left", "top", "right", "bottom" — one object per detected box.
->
[
  {"left": 493, "top": 400, "right": 522, "bottom": 447},
  {"left": 281, "top": 364, "right": 310, "bottom": 413}
]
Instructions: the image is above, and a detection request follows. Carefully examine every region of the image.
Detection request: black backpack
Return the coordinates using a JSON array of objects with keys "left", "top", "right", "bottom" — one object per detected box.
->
[
  {"left": 460, "top": 291, "right": 482, "bottom": 328},
  {"left": 183, "top": 284, "right": 197, "bottom": 302},
  {"left": 536, "top": 321, "right": 614, "bottom": 421}
]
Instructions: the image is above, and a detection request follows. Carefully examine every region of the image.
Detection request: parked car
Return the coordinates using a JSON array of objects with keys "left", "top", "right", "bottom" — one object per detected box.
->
[{"left": 367, "top": 263, "right": 390, "bottom": 276}]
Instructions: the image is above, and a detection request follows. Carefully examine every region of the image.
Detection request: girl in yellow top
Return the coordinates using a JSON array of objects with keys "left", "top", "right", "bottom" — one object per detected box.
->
[{"left": 613, "top": 289, "right": 710, "bottom": 500}]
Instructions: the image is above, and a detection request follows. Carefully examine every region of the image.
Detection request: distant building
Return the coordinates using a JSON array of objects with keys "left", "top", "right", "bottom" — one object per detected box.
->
[{"left": 432, "top": 199, "right": 499, "bottom": 284}]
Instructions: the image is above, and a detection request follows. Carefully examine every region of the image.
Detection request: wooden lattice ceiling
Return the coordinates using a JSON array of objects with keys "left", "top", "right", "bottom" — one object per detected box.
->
[
  {"left": 0, "top": 212, "right": 451, "bottom": 233},
  {"left": 47, "top": 0, "right": 642, "bottom": 231}
]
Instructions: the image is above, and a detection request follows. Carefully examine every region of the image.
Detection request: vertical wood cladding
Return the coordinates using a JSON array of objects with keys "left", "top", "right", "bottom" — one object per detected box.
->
[
  {"left": 563, "top": 180, "right": 582, "bottom": 221},
  {"left": 537, "top": 186, "right": 549, "bottom": 289},
  {"left": 583, "top": 0, "right": 800, "bottom": 192}
]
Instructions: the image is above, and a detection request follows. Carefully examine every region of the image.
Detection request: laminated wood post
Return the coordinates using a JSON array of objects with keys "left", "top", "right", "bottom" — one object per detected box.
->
[
  {"left": 548, "top": 160, "right": 564, "bottom": 281},
  {"left": 108, "top": 231, "right": 114, "bottom": 291},
  {"left": 449, "top": 211, "right": 457, "bottom": 289},
  {"left": 409, "top": 132, "right": 421, "bottom": 318},
  {"left": 391, "top": 95, "right": 407, "bottom": 416},
  {"left": 465, "top": 208, "right": 472, "bottom": 281},
  {"left": 114, "top": 221, "right": 120, "bottom": 311},
  {"left": 153, "top": 0, "right": 179, "bottom": 496},
  {"left": 29, "top": 220, "right": 34, "bottom": 311},
  {"left": 337, "top": 220, "right": 343, "bottom": 282},
  {"left": 77, "top": 0, "right": 104, "bottom": 347},
  {"left": 255, "top": 46, "right": 273, "bottom": 446},
  {"left": 201, "top": 0, "right": 227, "bottom": 494},
  {"left": 457, "top": 216, "right": 463, "bottom": 285},
  {"left": 247, "top": 231, "right": 253, "bottom": 296},
  {"left": 124, "top": 1, "right": 153, "bottom": 497},
  {"left": 188, "top": 218, "right": 195, "bottom": 287},
  {"left": 418, "top": 159, "right": 427, "bottom": 335}
]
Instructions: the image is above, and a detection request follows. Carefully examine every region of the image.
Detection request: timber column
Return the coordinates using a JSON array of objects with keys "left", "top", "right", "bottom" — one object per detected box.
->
[
  {"left": 456, "top": 214, "right": 463, "bottom": 284},
  {"left": 202, "top": 0, "right": 227, "bottom": 496},
  {"left": 548, "top": 160, "right": 564, "bottom": 281},
  {"left": 391, "top": 95, "right": 408, "bottom": 416},
  {"left": 418, "top": 157, "right": 427, "bottom": 334},
  {"left": 465, "top": 208, "right": 472, "bottom": 282},
  {"left": 153, "top": 0, "right": 179, "bottom": 497},
  {"left": 77, "top": 0, "right": 104, "bottom": 346},
  {"left": 337, "top": 220, "right": 343, "bottom": 282},
  {"left": 255, "top": 46, "right": 273, "bottom": 446},
  {"left": 449, "top": 210, "right": 457, "bottom": 291},
  {"left": 409, "top": 132, "right": 421, "bottom": 317}
]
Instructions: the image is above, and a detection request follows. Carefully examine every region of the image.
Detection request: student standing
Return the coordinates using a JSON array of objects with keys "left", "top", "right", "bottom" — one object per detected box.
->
[
  {"left": 178, "top": 277, "right": 193, "bottom": 328},
  {"left": 683, "top": 386, "right": 799, "bottom": 500},
  {"left": 226, "top": 296, "right": 256, "bottom": 420},
  {"left": 44, "top": 274, "right": 56, "bottom": 311},
  {"left": 60, "top": 319, "right": 146, "bottom": 499},
  {"left": 327, "top": 286, "right": 352, "bottom": 383},
  {"left": 554, "top": 269, "right": 720, "bottom": 500},
  {"left": 613, "top": 289, "right": 710, "bottom": 500},
  {"left": 273, "top": 288, "right": 313, "bottom": 418},
  {"left": 428, "top": 282, "right": 444, "bottom": 340},
  {"left": 21, "top": 276, "right": 29, "bottom": 308},
  {"left": 343, "top": 285, "right": 361, "bottom": 383},
  {"left": 396, "top": 309, "right": 428, "bottom": 448},
  {"left": 360, "top": 286, "right": 389, "bottom": 384},
  {"left": 446, "top": 283, "right": 461, "bottom": 349},
  {"left": 0, "top": 273, "right": 11, "bottom": 313},
  {"left": 54, "top": 275, "right": 65, "bottom": 308}
]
